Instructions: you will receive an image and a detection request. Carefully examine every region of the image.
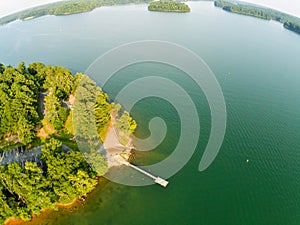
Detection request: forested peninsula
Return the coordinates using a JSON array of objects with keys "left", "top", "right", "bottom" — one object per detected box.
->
[
  {"left": 214, "top": 0, "right": 300, "bottom": 35},
  {"left": 148, "top": 1, "right": 190, "bottom": 13},
  {"left": 0, "top": 0, "right": 150, "bottom": 26},
  {"left": 0, "top": 62, "right": 136, "bottom": 224}
]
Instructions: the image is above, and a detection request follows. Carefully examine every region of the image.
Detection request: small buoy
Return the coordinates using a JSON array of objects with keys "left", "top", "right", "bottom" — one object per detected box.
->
[{"left": 246, "top": 159, "right": 249, "bottom": 163}]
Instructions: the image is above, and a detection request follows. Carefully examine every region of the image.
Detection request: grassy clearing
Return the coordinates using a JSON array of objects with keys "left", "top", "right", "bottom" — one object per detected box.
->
[
  {"left": 37, "top": 118, "right": 56, "bottom": 139},
  {"left": 65, "top": 111, "right": 74, "bottom": 135}
]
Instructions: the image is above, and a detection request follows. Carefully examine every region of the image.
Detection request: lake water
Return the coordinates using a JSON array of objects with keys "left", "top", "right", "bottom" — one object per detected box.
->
[{"left": 1, "top": 2, "right": 300, "bottom": 225}]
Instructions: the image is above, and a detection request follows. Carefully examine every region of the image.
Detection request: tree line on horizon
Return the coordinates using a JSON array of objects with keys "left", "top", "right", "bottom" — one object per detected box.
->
[
  {"left": 214, "top": 0, "right": 300, "bottom": 35},
  {"left": 0, "top": 0, "right": 151, "bottom": 26}
]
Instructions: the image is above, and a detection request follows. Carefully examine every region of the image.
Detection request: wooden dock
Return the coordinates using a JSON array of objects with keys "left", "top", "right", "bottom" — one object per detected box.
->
[
  {"left": 115, "top": 154, "right": 169, "bottom": 187},
  {"left": 128, "top": 163, "right": 169, "bottom": 187}
]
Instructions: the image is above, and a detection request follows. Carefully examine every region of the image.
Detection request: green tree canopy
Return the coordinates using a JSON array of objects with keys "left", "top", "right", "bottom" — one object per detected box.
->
[{"left": 148, "top": 1, "right": 190, "bottom": 13}]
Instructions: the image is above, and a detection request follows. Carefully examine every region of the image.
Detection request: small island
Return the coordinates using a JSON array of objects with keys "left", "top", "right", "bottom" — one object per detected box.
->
[{"left": 148, "top": 1, "right": 190, "bottom": 13}]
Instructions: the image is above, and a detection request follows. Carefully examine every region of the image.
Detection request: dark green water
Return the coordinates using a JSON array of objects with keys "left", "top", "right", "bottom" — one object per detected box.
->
[{"left": 1, "top": 2, "right": 300, "bottom": 225}]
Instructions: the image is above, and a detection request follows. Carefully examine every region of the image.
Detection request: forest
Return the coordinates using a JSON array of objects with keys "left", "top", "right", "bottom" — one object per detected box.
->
[
  {"left": 214, "top": 0, "right": 300, "bottom": 35},
  {"left": 0, "top": 0, "right": 150, "bottom": 26},
  {"left": 0, "top": 139, "right": 98, "bottom": 224},
  {"left": 0, "top": 62, "right": 78, "bottom": 149},
  {"left": 148, "top": 1, "right": 190, "bottom": 13},
  {"left": 0, "top": 62, "right": 136, "bottom": 224}
]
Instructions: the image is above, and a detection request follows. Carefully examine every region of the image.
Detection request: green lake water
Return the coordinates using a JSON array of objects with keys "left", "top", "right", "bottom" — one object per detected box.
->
[{"left": 1, "top": 2, "right": 300, "bottom": 225}]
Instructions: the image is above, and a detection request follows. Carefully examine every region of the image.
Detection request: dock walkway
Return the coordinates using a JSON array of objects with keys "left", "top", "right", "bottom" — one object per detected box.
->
[{"left": 114, "top": 154, "right": 169, "bottom": 187}]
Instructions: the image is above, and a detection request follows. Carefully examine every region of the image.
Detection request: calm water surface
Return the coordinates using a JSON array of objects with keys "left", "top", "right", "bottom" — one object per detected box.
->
[{"left": 1, "top": 2, "right": 300, "bottom": 225}]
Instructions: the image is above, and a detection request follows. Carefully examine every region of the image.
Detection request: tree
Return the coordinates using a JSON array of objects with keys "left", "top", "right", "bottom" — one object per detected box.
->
[
  {"left": 43, "top": 66, "right": 74, "bottom": 100},
  {"left": 83, "top": 149, "right": 108, "bottom": 176},
  {"left": 95, "top": 90, "right": 112, "bottom": 140},
  {"left": 28, "top": 62, "right": 47, "bottom": 86},
  {"left": 41, "top": 138, "right": 98, "bottom": 203},
  {"left": 117, "top": 111, "right": 137, "bottom": 134},
  {"left": 0, "top": 63, "right": 5, "bottom": 74},
  {"left": 0, "top": 63, "right": 40, "bottom": 143}
]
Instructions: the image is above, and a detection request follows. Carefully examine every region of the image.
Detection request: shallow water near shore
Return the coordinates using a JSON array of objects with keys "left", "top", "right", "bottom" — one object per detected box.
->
[{"left": 1, "top": 2, "right": 300, "bottom": 225}]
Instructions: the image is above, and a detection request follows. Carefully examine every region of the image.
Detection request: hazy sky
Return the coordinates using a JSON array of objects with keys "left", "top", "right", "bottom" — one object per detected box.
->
[
  {"left": 0, "top": 0, "right": 299, "bottom": 18},
  {"left": 244, "top": 0, "right": 300, "bottom": 17},
  {"left": 0, "top": 0, "right": 64, "bottom": 18}
]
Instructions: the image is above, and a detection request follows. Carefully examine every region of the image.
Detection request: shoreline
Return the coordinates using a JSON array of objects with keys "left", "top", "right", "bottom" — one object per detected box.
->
[
  {"left": 4, "top": 198, "right": 79, "bottom": 225},
  {"left": 3, "top": 177, "right": 109, "bottom": 225},
  {"left": 3, "top": 118, "right": 134, "bottom": 225},
  {"left": 214, "top": 0, "right": 300, "bottom": 35},
  {"left": 1, "top": 1, "right": 299, "bottom": 35},
  {"left": 148, "top": 9, "right": 190, "bottom": 13},
  {"left": 55, "top": 197, "right": 78, "bottom": 208},
  {"left": 0, "top": 1, "right": 149, "bottom": 27}
]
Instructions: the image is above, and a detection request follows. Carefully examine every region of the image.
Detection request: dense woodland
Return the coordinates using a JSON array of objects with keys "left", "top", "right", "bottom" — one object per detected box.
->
[
  {"left": 0, "top": 63, "right": 40, "bottom": 145},
  {"left": 284, "top": 21, "right": 300, "bottom": 34},
  {"left": 0, "top": 0, "right": 150, "bottom": 26},
  {"left": 148, "top": 1, "right": 190, "bottom": 13},
  {"left": 0, "top": 62, "right": 136, "bottom": 223},
  {"left": 0, "top": 138, "right": 98, "bottom": 224},
  {"left": 0, "top": 62, "right": 77, "bottom": 148},
  {"left": 214, "top": 0, "right": 300, "bottom": 35}
]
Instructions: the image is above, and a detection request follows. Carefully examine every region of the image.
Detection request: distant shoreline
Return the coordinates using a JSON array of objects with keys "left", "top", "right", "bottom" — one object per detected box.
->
[
  {"left": 1, "top": 1, "right": 299, "bottom": 36},
  {"left": 0, "top": 0, "right": 150, "bottom": 26},
  {"left": 214, "top": 0, "right": 300, "bottom": 35}
]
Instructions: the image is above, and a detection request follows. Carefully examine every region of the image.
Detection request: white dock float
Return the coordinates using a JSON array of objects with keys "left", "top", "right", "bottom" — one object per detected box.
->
[{"left": 154, "top": 177, "right": 169, "bottom": 187}]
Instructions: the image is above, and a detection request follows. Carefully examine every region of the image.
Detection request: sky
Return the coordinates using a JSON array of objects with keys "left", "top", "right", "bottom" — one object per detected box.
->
[
  {"left": 0, "top": 0, "right": 299, "bottom": 18},
  {"left": 243, "top": 0, "right": 300, "bottom": 17},
  {"left": 0, "top": 0, "right": 64, "bottom": 18}
]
